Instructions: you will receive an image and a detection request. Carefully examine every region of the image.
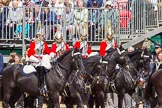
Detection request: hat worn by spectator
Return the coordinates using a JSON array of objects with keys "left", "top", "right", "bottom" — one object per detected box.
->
[
  {"left": 155, "top": 44, "right": 161, "bottom": 48},
  {"left": 105, "top": 1, "right": 113, "bottom": 7}
]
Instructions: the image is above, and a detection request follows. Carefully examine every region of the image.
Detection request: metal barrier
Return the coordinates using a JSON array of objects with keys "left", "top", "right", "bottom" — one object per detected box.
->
[
  {"left": 117, "top": 0, "right": 159, "bottom": 40},
  {"left": 0, "top": 6, "right": 120, "bottom": 45},
  {"left": 0, "top": 1, "right": 161, "bottom": 43}
]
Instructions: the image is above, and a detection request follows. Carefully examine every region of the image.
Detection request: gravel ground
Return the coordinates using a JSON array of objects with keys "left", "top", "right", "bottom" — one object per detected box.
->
[{"left": 0, "top": 102, "right": 143, "bottom": 108}]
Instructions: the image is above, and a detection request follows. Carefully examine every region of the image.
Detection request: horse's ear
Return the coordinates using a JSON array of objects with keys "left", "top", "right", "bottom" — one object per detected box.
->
[
  {"left": 119, "top": 45, "right": 125, "bottom": 51},
  {"left": 117, "top": 48, "right": 121, "bottom": 55}
]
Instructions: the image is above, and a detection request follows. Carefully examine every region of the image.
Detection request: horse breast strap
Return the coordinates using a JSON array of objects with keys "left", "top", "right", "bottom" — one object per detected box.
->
[
  {"left": 73, "top": 52, "right": 81, "bottom": 56},
  {"left": 100, "top": 61, "right": 108, "bottom": 64},
  {"left": 143, "top": 55, "right": 149, "bottom": 58}
]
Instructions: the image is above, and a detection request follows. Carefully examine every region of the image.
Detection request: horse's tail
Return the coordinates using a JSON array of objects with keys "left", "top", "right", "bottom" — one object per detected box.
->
[{"left": 145, "top": 75, "right": 153, "bottom": 101}]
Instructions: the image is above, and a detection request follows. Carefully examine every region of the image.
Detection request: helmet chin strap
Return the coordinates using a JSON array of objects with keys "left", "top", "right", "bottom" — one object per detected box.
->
[
  {"left": 81, "top": 37, "right": 86, "bottom": 41},
  {"left": 56, "top": 40, "right": 62, "bottom": 44}
]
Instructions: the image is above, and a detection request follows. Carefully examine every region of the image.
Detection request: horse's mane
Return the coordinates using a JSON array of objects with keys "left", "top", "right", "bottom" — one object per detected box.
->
[
  {"left": 3, "top": 64, "right": 22, "bottom": 75},
  {"left": 57, "top": 49, "right": 73, "bottom": 62},
  {"left": 83, "top": 55, "right": 100, "bottom": 64},
  {"left": 104, "top": 49, "right": 117, "bottom": 61}
]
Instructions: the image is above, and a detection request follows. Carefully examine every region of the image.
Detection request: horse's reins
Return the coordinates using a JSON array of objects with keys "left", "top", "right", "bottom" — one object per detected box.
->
[
  {"left": 122, "top": 56, "right": 140, "bottom": 87},
  {"left": 67, "top": 69, "right": 83, "bottom": 86},
  {"left": 53, "top": 50, "right": 82, "bottom": 85},
  {"left": 96, "top": 60, "right": 109, "bottom": 82},
  {"left": 62, "top": 51, "right": 83, "bottom": 92},
  {"left": 139, "top": 52, "right": 150, "bottom": 82},
  {"left": 84, "top": 61, "right": 101, "bottom": 88}
]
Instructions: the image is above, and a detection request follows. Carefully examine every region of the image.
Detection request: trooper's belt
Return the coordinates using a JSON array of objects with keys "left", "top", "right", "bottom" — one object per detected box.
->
[{"left": 33, "top": 54, "right": 43, "bottom": 59}]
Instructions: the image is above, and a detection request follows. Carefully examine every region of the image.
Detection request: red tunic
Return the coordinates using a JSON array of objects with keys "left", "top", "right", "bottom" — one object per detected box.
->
[
  {"left": 50, "top": 42, "right": 69, "bottom": 57},
  {"left": 100, "top": 39, "right": 118, "bottom": 56},
  {"left": 27, "top": 41, "right": 50, "bottom": 57},
  {"left": 74, "top": 41, "right": 92, "bottom": 58}
]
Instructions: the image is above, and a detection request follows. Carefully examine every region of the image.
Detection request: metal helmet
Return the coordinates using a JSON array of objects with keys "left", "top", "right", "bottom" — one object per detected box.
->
[
  {"left": 79, "top": 26, "right": 87, "bottom": 37},
  {"left": 55, "top": 31, "right": 62, "bottom": 39},
  {"left": 36, "top": 32, "right": 41, "bottom": 35},
  {"left": 36, "top": 28, "right": 44, "bottom": 37}
]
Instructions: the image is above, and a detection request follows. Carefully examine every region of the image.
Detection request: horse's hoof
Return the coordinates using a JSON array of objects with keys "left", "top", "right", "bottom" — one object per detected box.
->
[{"left": 15, "top": 104, "right": 24, "bottom": 108}]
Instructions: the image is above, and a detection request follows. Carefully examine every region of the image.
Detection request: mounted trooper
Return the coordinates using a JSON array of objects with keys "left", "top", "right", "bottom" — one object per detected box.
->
[
  {"left": 50, "top": 31, "right": 70, "bottom": 60},
  {"left": 74, "top": 26, "right": 92, "bottom": 58},
  {"left": 27, "top": 30, "right": 51, "bottom": 95},
  {"left": 99, "top": 30, "right": 118, "bottom": 57}
]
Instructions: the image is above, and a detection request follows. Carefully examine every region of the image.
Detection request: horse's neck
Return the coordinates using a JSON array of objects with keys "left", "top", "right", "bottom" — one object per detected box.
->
[
  {"left": 59, "top": 55, "right": 72, "bottom": 73},
  {"left": 127, "top": 61, "right": 138, "bottom": 79},
  {"left": 83, "top": 58, "right": 100, "bottom": 81},
  {"left": 54, "top": 62, "right": 70, "bottom": 80},
  {"left": 106, "top": 60, "right": 117, "bottom": 76},
  {"left": 132, "top": 60, "right": 138, "bottom": 69}
]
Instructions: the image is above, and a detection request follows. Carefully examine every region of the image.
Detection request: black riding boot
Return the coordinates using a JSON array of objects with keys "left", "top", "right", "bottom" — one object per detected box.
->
[{"left": 38, "top": 68, "right": 46, "bottom": 95}]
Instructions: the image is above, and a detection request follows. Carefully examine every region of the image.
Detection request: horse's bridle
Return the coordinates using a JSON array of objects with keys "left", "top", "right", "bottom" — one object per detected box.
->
[
  {"left": 71, "top": 50, "right": 83, "bottom": 72},
  {"left": 139, "top": 53, "right": 150, "bottom": 82},
  {"left": 100, "top": 60, "right": 109, "bottom": 72},
  {"left": 140, "top": 54, "right": 150, "bottom": 70},
  {"left": 65, "top": 50, "right": 84, "bottom": 89}
]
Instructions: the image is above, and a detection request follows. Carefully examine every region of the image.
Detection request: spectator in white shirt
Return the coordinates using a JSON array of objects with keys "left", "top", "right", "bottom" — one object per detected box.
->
[{"left": 6, "top": 0, "right": 23, "bottom": 39}]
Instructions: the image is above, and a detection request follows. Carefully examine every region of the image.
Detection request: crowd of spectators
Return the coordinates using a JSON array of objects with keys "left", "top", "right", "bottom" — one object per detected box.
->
[{"left": 0, "top": 0, "right": 160, "bottom": 41}]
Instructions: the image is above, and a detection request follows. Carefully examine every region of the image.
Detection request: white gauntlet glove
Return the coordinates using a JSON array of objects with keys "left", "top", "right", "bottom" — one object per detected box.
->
[{"left": 50, "top": 52, "right": 56, "bottom": 58}]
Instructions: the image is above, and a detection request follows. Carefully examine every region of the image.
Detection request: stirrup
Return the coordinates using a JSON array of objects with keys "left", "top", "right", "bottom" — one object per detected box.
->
[
  {"left": 84, "top": 85, "right": 91, "bottom": 94},
  {"left": 39, "top": 88, "right": 48, "bottom": 96}
]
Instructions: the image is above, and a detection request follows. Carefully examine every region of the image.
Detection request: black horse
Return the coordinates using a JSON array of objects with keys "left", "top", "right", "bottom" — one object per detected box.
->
[
  {"left": 90, "top": 48, "right": 151, "bottom": 108},
  {"left": 68, "top": 48, "right": 130, "bottom": 108},
  {"left": 61, "top": 69, "right": 86, "bottom": 108},
  {"left": 60, "top": 54, "right": 101, "bottom": 108},
  {"left": 115, "top": 48, "right": 151, "bottom": 108},
  {"left": 87, "top": 48, "right": 131, "bottom": 108},
  {"left": 2, "top": 48, "right": 86, "bottom": 108}
]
